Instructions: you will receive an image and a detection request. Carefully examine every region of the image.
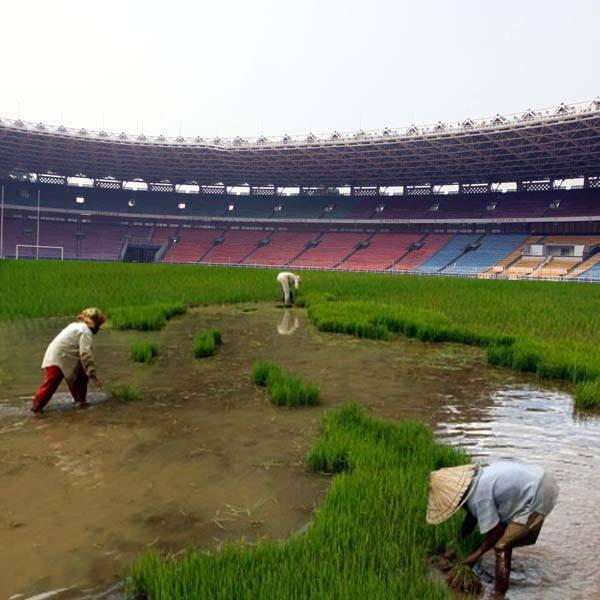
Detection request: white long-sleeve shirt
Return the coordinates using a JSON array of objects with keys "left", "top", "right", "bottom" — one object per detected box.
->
[{"left": 41, "top": 322, "right": 96, "bottom": 384}]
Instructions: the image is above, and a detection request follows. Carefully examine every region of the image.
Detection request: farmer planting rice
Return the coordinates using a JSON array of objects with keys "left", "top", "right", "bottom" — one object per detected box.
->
[
  {"left": 276, "top": 271, "right": 301, "bottom": 305},
  {"left": 427, "top": 462, "right": 559, "bottom": 599},
  {"left": 31, "top": 307, "right": 106, "bottom": 413}
]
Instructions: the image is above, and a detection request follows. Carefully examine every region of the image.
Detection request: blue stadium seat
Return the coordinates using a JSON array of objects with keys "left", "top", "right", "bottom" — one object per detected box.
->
[{"left": 442, "top": 234, "right": 529, "bottom": 274}]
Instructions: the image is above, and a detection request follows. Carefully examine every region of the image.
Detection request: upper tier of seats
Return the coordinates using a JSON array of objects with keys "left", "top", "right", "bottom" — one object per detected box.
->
[{"left": 5, "top": 182, "right": 600, "bottom": 222}]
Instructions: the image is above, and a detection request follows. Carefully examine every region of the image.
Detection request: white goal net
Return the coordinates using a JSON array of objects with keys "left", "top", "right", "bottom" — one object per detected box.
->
[{"left": 16, "top": 244, "right": 64, "bottom": 260}]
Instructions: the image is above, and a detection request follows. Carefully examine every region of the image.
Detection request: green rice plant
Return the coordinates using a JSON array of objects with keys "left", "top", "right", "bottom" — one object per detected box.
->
[
  {"left": 130, "top": 341, "right": 159, "bottom": 363},
  {"left": 575, "top": 378, "right": 600, "bottom": 409},
  {"left": 193, "top": 329, "right": 222, "bottom": 358},
  {"left": 110, "top": 303, "right": 186, "bottom": 331},
  {"left": 269, "top": 375, "right": 320, "bottom": 407},
  {"left": 107, "top": 382, "right": 143, "bottom": 402},
  {"left": 128, "top": 403, "right": 477, "bottom": 599},
  {"left": 252, "top": 360, "right": 282, "bottom": 386},
  {"left": 253, "top": 360, "right": 320, "bottom": 406},
  {"left": 5, "top": 261, "right": 600, "bottom": 389}
]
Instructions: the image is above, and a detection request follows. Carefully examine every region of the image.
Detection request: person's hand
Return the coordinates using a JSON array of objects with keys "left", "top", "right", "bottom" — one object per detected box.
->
[{"left": 442, "top": 547, "right": 457, "bottom": 561}]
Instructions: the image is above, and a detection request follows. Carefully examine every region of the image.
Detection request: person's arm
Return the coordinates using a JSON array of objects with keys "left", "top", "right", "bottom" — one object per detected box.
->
[
  {"left": 79, "top": 329, "right": 99, "bottom": 384},
  {"left": 461, "top": 523, "right": 506, "bottom": 566},
  {"left": 443, "top": 510, "right": 477, "bottom": 560}
]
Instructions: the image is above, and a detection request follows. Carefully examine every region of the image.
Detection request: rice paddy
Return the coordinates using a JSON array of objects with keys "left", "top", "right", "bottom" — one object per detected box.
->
[
  {"left": 2, "top": 260, "right": 599, "bottom": 597},
  {"left": 253, "top": 360, "right": 320, "bottom": 406},
  {"left": 110, "top": 303, "right": 186, "bottom": 331},
  {"left": 128, "top": 403, "right": 478, "bottom": 599},
  {"left": 107, "top": 382, "right": 143, "bottom": 402},
  {"left": 131, "top": 341, "right": 159, "bottom": 363},
  {"left": 194, "top": 329, "right": 223, "bottom": 358}
]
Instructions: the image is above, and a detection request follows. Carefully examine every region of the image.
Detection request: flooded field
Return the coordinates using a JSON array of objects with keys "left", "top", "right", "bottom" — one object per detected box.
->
[{"left": 0, "top": 305, "right": 598, "bottom": 599}]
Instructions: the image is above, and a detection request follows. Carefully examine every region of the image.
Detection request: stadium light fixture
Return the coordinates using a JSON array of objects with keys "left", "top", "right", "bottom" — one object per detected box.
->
[
  {"left": 128, "top": 199, "right": 136, "bottom": 207},
  {"left": 178, "top": 202, "right": 186, "bottom": 209},
  {"left": 75, "top": 196, "right": 85, "bottom": 204}
]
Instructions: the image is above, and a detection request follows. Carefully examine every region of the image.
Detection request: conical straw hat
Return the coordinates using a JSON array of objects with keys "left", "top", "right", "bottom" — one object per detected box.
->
[{"left": 426, "top": 464, "right": 480, "bottom": 525}]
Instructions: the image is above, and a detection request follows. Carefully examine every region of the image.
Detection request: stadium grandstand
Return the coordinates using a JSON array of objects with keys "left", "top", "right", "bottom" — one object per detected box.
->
[{"left": 2, "top": 98, "right": 600, "bottom": 280}]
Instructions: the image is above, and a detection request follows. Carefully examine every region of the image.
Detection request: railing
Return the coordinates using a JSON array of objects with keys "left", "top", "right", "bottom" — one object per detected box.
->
[{"left": 1, "top": 99, "right": 598, "bottom": 148}]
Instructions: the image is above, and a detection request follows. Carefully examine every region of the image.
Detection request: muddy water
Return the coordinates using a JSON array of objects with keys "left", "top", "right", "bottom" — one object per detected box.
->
[{"left": 0, "top": 305, "right": 597, "bottom": 599}]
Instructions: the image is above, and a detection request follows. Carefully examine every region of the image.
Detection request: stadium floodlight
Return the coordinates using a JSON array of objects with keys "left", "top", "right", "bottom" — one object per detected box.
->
[
  {"left": 178, "top": 202, "right": 186, "bottom": 209},
  {"left": 75, "top": 196, "right": 85, "bottom": 204},
  {"left": 128, "top": 199, "right": 136, "bottom": 207}
]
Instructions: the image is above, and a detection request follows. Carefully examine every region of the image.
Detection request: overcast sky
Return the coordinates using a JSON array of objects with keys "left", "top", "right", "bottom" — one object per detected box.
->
[{"left": 0, "top": 0, "right": 597, "bottom": 138}]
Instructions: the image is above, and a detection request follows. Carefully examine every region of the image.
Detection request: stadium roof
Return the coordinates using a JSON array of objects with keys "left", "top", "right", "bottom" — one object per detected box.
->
[{"left": 1, "top": 99, "right": 600, "bottom": 187}]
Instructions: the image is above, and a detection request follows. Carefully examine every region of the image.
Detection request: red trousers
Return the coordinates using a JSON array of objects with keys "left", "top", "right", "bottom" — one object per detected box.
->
[{"left": 32, "top": 365, "right": 88, "bottom": 412}]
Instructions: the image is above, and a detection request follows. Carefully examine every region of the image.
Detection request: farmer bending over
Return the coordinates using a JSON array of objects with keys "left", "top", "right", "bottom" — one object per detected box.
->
[
  {"left": 31, "top": 307, "right": 106, "bottom": 413},
  {"left": 276, "top": 271, "right": 301, "bottom": 305},
  {"left": 427, "top": 462, "right": 559, "bottom": 599}
]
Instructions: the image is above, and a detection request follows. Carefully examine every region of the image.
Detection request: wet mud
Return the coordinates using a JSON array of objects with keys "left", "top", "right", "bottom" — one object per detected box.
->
[{"left": 0, "top": 305, "right": 598, "bottom": 599}]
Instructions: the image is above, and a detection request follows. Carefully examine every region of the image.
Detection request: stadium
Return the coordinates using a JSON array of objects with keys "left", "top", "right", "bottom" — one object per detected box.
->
[
  {"left": 2, "top": 98, "right": 600, "bottom": 279},
  {"left": 2, "top": 2, "right": 600, "bottom": 598}
]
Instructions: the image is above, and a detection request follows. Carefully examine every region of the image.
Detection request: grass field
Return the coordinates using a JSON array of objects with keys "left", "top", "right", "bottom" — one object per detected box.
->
[{"left": 128, "top": 403, "right": 479, "bottom": 599}]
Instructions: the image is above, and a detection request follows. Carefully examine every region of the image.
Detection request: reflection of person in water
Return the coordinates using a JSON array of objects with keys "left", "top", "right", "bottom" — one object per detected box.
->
[
  {"left": 427, "top": 462, "right": 559, "bottom": 599},
  {"left": 277, "top": 310, "right": 300, "bottom": 335},
  {"left": 276, "top": 271, "right": 301, "bottom": 305},
  {"left": 31, "top": 308, "right": 106, "bottom": 413}
]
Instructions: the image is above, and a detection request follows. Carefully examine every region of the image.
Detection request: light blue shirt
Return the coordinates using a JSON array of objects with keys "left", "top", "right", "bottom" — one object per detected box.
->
[{"left": 466, "top": 462, "right": 548, "bottom": 534}]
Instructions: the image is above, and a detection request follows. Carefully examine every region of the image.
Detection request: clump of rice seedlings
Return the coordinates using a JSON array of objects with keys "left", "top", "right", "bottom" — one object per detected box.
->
[
  {"left": 193, "top": 329, "right": 222, "bottom": 358},
  {"left": 252, "top": 360, "right": 282, "bottom": 386},
  {"left": 575, "top": 379, "right": 600, "bottom": 409},
  {"left": 128, "top": 403, "right": 476, "bottom": 599},
  {"left": 107, "top": 382, "right": 143, "bottom": 402},
  {"left": 252, "top": 360, "right": 320, "bottom": 406},
  {"left": 130, "top": 341, "right": 159, "bottom": 363},
  {"left": 269, "top": 374, "right": 320, "bottom": 407},
  {"left": 445, "top": 564, "right": 483, "bottom": 596},
  {"left": 110, "top": 303, "right": 186, "bottom": 331}
]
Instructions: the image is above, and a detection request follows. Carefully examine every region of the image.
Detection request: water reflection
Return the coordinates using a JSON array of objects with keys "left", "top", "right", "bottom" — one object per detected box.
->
[{"left": 277, "top": 310, "right": 300, "bottom": 336}]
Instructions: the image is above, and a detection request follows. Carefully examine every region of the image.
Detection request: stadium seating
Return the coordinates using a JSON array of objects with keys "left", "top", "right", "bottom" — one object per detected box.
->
[
  {"left": 417, "top": 234, "right": 481, "bottom": 273},
  {"left": 339, "top": 233, "right": 423, "bottom": 270},
  {"left": 491, "top": 192, "right": 549, "bottom": 217},
  {"left": 230, "top": 196, "right": 276, "bottom": 218},
  {"left": 279, "top": 197, "right": 329, "bottom": 219},
  {"left": 391, "top": 234, "right": 452, "bottom": 272},
  {"left": 442, "top": 234, "right": 529, "bottom": 274},
  {"left": 78, "top": 223, "right": 130, "bottom": 260},
  {"left": 163, "top": 228, "right": 225, "bottom": 263},
  {"left": 243, "top": 231, "right": 320, "bottom": 266},
  {"left": 150, "top": 225, "right": 178, "bottom": 244},
  {"left": 200, "top": 229, "right": 269, "bottom": 264},
  {"left": 485, "top": 236, "right": 543, "bottom": 275},
  {"left": 290, "top": 232, "right": 370, "bottom": 268}
]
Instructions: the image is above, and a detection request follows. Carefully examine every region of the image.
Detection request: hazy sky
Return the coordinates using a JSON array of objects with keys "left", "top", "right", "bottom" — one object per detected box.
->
[{"left": 0, "top": 0, "right": 597, "bottom": 138}]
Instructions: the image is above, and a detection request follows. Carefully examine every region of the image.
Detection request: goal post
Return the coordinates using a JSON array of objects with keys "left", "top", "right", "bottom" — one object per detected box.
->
[{"left": 16, "top": 244, "right": 64, "bottom": 260}]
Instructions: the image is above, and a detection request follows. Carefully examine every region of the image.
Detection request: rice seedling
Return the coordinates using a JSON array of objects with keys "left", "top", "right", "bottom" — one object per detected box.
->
[
  {"left": 110, "top": 303, "right": 186, "bottom": 331},
  {"left": 128, "top": 403, "right": 477, "bottom": 599},
  {"left": 445, "top": 563, "right": 483, "bottom": 596},
  {"left": 130, "top": 341, "right": 159, "bottom": 363},
  {"left": 575, "top": 379, "right": 600, "bottom": 409},
  {"left": 252, "top": 360, "right": 320, "bottom": 406},
  {"left": 252, "top": 360, "right": 282, "bottom": 386},
  {"left": 107, "top": 382, "right": 143, "bottom": 402},
  {"left": 193, "top": 329, "right": 222, "bottom": 358},
  {"left": 4, "top": 261, "right": 600, "bottom": 388}
]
